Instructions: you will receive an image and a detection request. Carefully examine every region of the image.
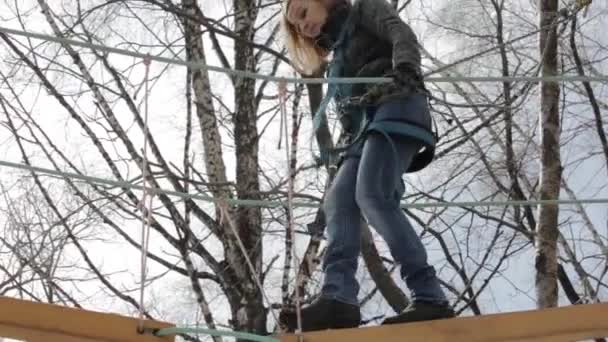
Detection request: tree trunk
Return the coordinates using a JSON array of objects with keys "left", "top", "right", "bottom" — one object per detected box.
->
[
  {"left": 535, "top": 0, "right": 561, "bottom": 309},
  {"left": 360, "top": 223, "right": 409, "bottom": 313},
  {"left": 181, "top": 0, "right": 230, "bottom": 201},
  {"left": 182, "top": 0, "right": 265, "bottom": 336},
  {"left": 232, "top": 0, "right": 266, "bottom": 335}
]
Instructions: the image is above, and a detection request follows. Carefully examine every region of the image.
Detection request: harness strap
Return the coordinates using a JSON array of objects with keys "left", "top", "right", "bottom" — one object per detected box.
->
[
  {"left": 311, "top": 6, "right": 357, "bottom": 165},
  {"left": 332, "top": 114, "right": 436, "bottom": 172},
  {"left": 367, "top": 120, "right": 435, "bottom": 147},
  {"left": 366, "top": 119, "right": 436, "bottom": 173}
]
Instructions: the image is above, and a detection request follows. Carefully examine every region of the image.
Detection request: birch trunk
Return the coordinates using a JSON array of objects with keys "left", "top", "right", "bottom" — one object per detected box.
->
[
  {"left": 181, "top": 0, "right": 230, "bottom": 201},
  {"left": 182, "top": 0, "right": 265, "bottom": 336},
  {"left": 535, "top": 0, "right": 561, "bottom": 309}
]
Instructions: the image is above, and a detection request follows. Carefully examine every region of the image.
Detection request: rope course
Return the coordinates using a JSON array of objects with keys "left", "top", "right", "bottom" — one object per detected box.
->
[{"left": 0, "top": 2, "right": 605, "bottom": 340}]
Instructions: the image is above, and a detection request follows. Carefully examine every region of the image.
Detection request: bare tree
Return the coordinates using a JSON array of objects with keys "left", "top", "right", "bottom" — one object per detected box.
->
[{"left": 535, "top": 0, "right": 561, "bottom": 309}]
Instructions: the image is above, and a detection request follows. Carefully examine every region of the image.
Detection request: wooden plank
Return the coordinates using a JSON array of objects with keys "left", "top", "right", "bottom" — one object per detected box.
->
[
  {"left": 0, "top": 323, "right": 103, "bottom": 342},
  {"left": 276, "top": 303, "right": 608, "bottom": 342},
  {"left": 0, "top": 296, "right": 174, "bottom": 342}
]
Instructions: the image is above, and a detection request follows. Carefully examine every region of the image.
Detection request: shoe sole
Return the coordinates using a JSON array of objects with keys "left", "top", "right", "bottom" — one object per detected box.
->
[
  {"left": 282, "top": 316, "right": 360, "bottom": 332},
  {"left": 331, "top": 320, "right": 360, "bottom": 330},
  {"left": 382, "top": 312, "right": 455, "bottom": 325}
]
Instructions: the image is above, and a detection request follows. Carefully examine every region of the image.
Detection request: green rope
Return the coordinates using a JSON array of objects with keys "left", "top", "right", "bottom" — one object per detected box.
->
[
  {"left": 0, "top": 26, "right": 606, "bottom": 84},
  {"left": 153, "top": 326, "right": 281, "bottom": 342},
  {"left": 2, "top": 159, "right": 608, "bottom": 209},
  {"left": 0, "top": 159, "right": 291, "bottom": 208}
]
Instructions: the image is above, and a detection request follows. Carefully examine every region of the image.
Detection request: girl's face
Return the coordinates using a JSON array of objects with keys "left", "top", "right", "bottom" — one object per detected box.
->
[{"left": 286, "top": 0, "right": 328, "bottom": 39}]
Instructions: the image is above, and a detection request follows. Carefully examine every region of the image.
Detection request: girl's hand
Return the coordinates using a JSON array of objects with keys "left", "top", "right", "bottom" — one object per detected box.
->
[
  {"left": 385, "top": 63, "right": 424, "bottom": 92},
  {"left": 358, "top": 63, "right": 424, "bottom": 106}
]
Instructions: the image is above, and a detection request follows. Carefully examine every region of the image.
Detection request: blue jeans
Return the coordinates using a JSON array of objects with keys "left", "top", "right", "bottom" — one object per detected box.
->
[{"left": 320, "top": 101, "right": 447, "bottom": 307}]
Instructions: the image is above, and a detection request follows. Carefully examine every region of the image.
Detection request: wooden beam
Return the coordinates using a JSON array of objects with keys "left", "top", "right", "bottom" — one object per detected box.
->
[
  {"left": 0, "top": 296, "right": 174, "bottom": 342},
  {"left": 276, "top": 303, "right": 608, "bottom": 342}
]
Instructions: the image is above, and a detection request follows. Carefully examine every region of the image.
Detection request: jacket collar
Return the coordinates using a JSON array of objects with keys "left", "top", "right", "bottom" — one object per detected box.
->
[{"left": 315, "top": 1, "right": 352, "bottom": 51}]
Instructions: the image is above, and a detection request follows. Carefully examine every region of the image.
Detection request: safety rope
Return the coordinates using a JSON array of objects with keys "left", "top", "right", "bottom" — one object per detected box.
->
[
  {"left": 137, "top": 55, "right": 154, "bottom": 333},
  {"left": 279, "top": 81, "right": 304, "bottom": 340},
  {"left": 2, "top": 158, "right": 607, "bottom": 209},
  {"left": 0, "top": 26, "right": 606, "bottom": 84},
  {"left": 153, "top": 326, "right": 280, "bottom": 342},
  {"left": 132, "top": 55, "right": 280, "bottom": 338}
]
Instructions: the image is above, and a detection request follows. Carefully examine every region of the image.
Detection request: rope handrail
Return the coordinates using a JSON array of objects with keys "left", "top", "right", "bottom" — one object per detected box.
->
[
  {"left": 2, "top": 159, "right": 607, "bottom": 209},
  {"left": 0, "top": 26, "right": 607, "bottom": 84}
]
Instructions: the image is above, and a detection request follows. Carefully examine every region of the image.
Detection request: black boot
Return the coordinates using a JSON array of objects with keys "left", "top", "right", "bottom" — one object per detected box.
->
[
  {"left": 279, "top": 297, "right": 361, "bottom": 332},
  {"left": 382, "top": 301, "right": 455, "bottom": 325}
]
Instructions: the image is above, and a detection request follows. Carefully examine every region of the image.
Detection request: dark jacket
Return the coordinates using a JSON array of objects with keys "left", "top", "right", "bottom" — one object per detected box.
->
[
  {"left": 340, "top": 0, "right": 420, "bottom": 80},
  {"left": 318, "top": 0, "right": 422, "bottom": 87},
  {"left": 316, "top": 0, "right": 435, "bottom": 172}
]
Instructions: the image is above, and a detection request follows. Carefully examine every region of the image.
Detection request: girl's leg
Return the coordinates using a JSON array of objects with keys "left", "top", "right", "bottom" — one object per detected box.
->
[
  {"left": 321, "top": 156, "right": 363, "bottom": 305},
  {"left": 355, "top": 132, "right": 448, "bottom": 305},
  {"left": 279, "top": 155, "right": 363, "bottom": 332}
]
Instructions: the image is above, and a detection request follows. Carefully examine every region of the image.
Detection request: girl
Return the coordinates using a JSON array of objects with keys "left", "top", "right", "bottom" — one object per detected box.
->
[{"left": 279, "top": 0, "right": 454, "bottom": 332}]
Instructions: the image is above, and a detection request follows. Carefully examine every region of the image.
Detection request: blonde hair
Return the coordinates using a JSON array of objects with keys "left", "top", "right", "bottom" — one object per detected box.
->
[{"left": 281, "top": 0, "right": 330, "bottom": 75}]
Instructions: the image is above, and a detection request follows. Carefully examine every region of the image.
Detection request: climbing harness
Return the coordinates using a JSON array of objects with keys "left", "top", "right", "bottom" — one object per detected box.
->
[{"left": 311, "top": 5, "right": 438, "bottom": 173}]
